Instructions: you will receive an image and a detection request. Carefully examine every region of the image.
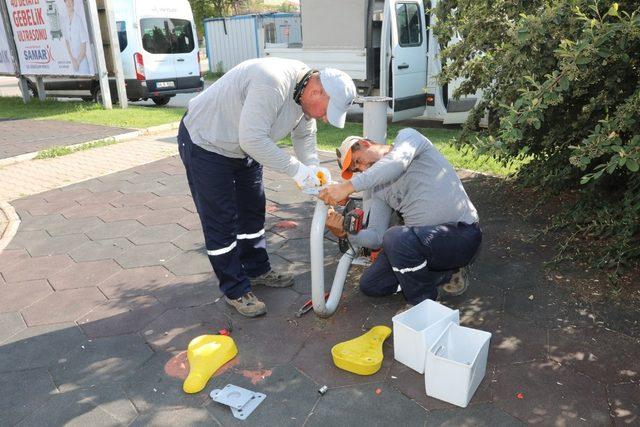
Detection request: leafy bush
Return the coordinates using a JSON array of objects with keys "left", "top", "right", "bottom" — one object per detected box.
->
[{"left": 433, "top": 0, "right": 640, "bottom": 272}]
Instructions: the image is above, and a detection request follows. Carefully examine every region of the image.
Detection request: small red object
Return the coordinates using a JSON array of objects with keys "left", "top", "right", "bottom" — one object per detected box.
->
[
  {"left": 375, "top": 388, "right": 382, "bottom": 395},
  {"left": 218, "top": 329, "right": 230, "bottom": 336},
  {"left": 516, "top": 392, "right": 524, "bottom": 399}
]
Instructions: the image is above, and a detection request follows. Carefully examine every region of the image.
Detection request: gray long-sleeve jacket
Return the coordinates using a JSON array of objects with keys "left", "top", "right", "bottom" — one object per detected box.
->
[
  {"left": 183, "top": 58, "right": 319, "bottom": 176},
  {"left": 349, "top": 128, "right": 479, "bottom": 249}
]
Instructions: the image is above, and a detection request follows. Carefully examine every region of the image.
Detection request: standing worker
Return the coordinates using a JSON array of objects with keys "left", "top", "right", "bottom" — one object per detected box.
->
[{"left": 178, "top": 58, "right": 356, "bottom": 317}]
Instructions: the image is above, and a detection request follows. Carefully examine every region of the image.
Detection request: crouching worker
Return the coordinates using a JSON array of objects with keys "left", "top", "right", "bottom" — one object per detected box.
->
[{"left": 318, "top": 129, "right": 482, "bottom": 307}]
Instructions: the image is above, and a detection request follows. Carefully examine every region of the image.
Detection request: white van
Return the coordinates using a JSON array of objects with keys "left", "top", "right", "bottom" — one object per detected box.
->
[{"left": 30, "top": 0, "right": 203, "bottom": 106}]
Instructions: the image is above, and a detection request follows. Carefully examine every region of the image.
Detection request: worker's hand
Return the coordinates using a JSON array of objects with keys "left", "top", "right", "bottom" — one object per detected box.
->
[
  {"left": 309, "top": 165, "right": 331, "bottom": 186},
  {"left": 326, "top": 207, "right": 347, "bottom": 238},
  {"left": 292, "top": 163, "right": 320, "bottom": 191},
  {"left": 318, "top": 182, "right": 355, "bottom": 206}
]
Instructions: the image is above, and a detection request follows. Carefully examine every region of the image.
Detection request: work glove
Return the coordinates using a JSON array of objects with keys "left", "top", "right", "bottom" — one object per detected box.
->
[
  {"left": 292, "top": 163, "right": 321, "bottom": 192},
  {"left": 309, "top": 165, "right": 332, "bottom": 186}
]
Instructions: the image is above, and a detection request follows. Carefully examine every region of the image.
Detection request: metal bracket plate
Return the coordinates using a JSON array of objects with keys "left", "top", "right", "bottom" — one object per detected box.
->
[
  {"left": 210, "top": 385, "right": 253, "bottom": 410},
  {"left": 231, "top": 392, "right": 266, "bottom": 420}
]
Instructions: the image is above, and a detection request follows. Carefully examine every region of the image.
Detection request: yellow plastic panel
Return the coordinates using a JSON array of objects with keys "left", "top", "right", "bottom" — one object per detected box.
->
[
  {"left": 331, "top": 326, "right": 392, "bottom": 375},
  {"left": 183, "top": 335, "right": 238, "bottom": 394}
]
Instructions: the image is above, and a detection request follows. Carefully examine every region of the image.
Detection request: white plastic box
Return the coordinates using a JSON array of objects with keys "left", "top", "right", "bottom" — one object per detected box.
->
[
  {"left": 392, "top": 299, "right": 459, "bottom": 374},
  {"left": 424, "top": 322, "right": 492, "bottom": 408}
]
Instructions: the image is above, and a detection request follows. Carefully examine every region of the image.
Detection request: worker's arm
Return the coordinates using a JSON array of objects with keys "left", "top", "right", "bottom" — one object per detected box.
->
[
  {"left": 351, "top": 128, "right": 427, "bottom": 192},
  {"left": 291, "top": 117, "right": 319, "bottom": 167},
  {"left": 349, "top": 194, "right": 392, "bottom": 250},
  {"left": 238, "top": 84, "right": 304, "bottom": 177}
]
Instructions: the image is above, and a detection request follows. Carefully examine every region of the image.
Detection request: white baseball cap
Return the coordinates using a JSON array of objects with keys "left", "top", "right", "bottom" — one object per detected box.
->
[{"left": 319, "top": 68, "right": 357, "bottom": 128}]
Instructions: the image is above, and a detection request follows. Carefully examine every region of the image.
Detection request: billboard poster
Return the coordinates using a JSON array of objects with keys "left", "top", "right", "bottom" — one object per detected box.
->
[
  {"left": 6, "top": 0, "right": 95, "bottom": 76},
  {"left": 0, "top": 15, "right": 16, "bottom": 74}
]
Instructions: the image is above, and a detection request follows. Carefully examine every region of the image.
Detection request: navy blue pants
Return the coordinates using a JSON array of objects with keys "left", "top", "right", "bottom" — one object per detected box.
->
[
  {"left": 360, "top": 222, "right": 482, "bottom": 304},
  {"left": 178, "top": 118, "right": 270, "bottom": 299}
]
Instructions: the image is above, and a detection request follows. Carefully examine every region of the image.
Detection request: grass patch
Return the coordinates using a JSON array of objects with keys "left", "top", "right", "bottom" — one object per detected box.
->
[
  {"left": 35, "top": 138, "right": 120, "bottom": 159},
  {"left": 280, "top": 122, "right": 520, "bottom": 177},
  {"left": 202, "top": 71, "right": 222, "bottom": 81},
  {"left": 0, "top": 97, "right": 185, "bottom": 129}
]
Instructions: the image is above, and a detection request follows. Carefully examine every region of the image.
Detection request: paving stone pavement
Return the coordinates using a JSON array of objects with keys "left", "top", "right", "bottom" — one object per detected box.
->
[
  {"left": 0, "top": 119, "right": 135, "bottom": 160},
  {"left": 0, "top": 137, "right": 639, "bottom": 426}
]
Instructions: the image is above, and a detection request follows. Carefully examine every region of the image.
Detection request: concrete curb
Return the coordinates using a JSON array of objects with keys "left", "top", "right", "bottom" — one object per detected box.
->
[
  {"left": 0, "top": 121, "right": 181, "bottom": 168},
  {"left": 0, "top": 201, "right": 20, "bottom": 253}
]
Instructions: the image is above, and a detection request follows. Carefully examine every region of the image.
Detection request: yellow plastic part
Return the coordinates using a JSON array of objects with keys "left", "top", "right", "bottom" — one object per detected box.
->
[
  {"left": 317, "top": 171, "right": 328, "bottom": 186},
  {"left": 183, "top": 334, "right": 238, "bottom": 394},
  {"left": 331, "top": 326, "right": 392, "bottom": 375}
]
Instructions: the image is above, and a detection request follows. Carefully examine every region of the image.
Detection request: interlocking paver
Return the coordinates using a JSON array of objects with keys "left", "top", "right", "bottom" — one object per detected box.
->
[
  {"left": 77, "top": 295, "right": 167, "bottom": 338},
  {"left": 163, "top": 249, "right": 212, "bottom": 276},
  {"left": 115, "top": 242, "right": 182, "bottom": 268},
  {"left": 50, "top": 334, "right": 154, "bottom": 391},
  {"left": 46, "top": 216, "right": 104, "bottom": 236},
  {"left": 177, "top": 212, "right": 202, "bottom": 230},
  {"left": 129, "top": 223, "right": 188, "bottom": 245},
  {"left": 98, "top": 266, "right": 174, "bottom": 299},
  {"left": 489, "top": 314, "right": 547, "bottom": 366},
  {"left": 152, "top": 272, "right": 220, "bottom": 308},
  {"left": 0, "top": 368, "right": 59, "bottom": 425},
  {"left": 206, "top": 365, "right": 319, "bottom": 426},
  {"left": 98, "top": 205, "right": 153, "bottom": 223},
  {"left": 17, "top": 213, "right": 68, "bottom": 231},
  {"left": 424, "top": 403, "right": 525, "bottom": 426},
  {"left": 60, "top": 202, "right": 115, "bottom": 219},
  {"left": 69, "top": 237, "right": 135, "bottom": 262},
  {"left": 172, "top": 229, "right": 206, "bottom": 251},
  {"left": 492, "top": 361, "right": 610, "bottom": 425},
  {"left": 137, "top": 207, "right": 189, "bottom": 226},
  {"left": 145, "top": 194, "right": 196, "bottom": 212},
  {"left": 505, "top": 284, "right": 595, "bottom": 329},
  {"left": 124, "top": 351, "right": 213, "bottom": 413},
  {"left": 609, "top": 382, "right": 640, "bottom": 425},
  {"left": 132, "top": 408, "right": 216, "bottom": 426},
  {"left": 85, "top": 219, "right": 146, "bottom": 240},
  {"left": 306, "top": 382, "right": 426, "bottom": 427},
  {"left": 77, "top": 190, "right": 123, "bottom": 205},
  {"left": 549, "top": 326, "right": 640, "bottom": 385},
  {"left": 0, "top": 312, "right": 26, "bottom": 343},
  {"left": 48, "top": 259, "right": 122, "bottom": 290},
  {"left": 21, "top": 287, "right": 106, "bottom": 326},
  {"left": 0, "top": 279, "right": 52, "bottom": 312},
  {"left": 110, "top": 192, "right": 159, "bottom": 208},
  {"left": 12, "top": 231, "right": 89, "bottom": 257},
  {"left": 142, "top": 304, "right": 228, "bottom": 352},
  {"left": 0, "top": 322, "right": 86, "bottom": 372},
  {"left": 2, "top": 254, "right": 73, "bottom": 282}
]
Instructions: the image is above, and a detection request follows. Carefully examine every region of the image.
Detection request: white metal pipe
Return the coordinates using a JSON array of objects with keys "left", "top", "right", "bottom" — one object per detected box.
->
[
  {"left": 310, "top": 199, "right": 355, "bottom": 317},
  {"left": 362, "top": 96, "right": 391, "bottom": 144}
]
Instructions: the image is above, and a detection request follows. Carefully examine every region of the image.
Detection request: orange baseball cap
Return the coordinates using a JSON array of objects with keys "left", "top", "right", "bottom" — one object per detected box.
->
[{"left": 336, "top": 136, "right": 361, "bottom": 180}]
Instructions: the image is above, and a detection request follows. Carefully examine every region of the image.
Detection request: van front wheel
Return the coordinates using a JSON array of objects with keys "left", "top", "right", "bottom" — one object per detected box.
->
[{"left": 152, "top": 96, "right": 171, "bottom": 106}]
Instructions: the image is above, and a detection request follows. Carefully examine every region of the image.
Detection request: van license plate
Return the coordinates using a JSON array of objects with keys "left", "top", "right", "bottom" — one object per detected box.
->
[{"left": 157, "top": 81, "right": 175, "bottom": 89}]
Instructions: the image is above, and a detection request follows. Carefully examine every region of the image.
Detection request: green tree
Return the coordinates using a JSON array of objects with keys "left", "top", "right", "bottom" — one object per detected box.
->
[{"left": 433, "top": 1, "right": 640, "bottom": 272}]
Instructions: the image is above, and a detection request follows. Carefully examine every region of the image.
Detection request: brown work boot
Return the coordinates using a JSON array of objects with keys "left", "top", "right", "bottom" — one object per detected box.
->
[
  {"left": 440, "top": 266, "right": 470, "bottom": 297},
  {"left": 250, "top": 269, "right": 294, "bottom": 288},
  {"left": 224, "top": 292, "right": 267, "bottom": 317}
]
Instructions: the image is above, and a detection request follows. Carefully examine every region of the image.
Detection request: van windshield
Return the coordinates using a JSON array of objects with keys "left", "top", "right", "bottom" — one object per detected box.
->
[{"left": 140, "top": 18, "right": 195, "bottom": 54}]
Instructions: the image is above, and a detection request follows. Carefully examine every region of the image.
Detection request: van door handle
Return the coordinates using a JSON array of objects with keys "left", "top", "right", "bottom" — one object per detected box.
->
[
  {"left": 398, "top": 63, "right": 409, "bottom": 69},
  {"left": 177, "top": 58, "right": 185, "bottom": 62}
]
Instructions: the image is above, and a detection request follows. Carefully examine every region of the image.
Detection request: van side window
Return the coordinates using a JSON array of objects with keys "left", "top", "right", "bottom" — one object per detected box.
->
[
  {"left": 116, "top": 21, "right": 127, "bottom": 52},
  {"left": 140, "top": 18, "right": 195, "bottom": 54},
  {"left": 396, "top": 3, "right": 422, "bottom": 47}
]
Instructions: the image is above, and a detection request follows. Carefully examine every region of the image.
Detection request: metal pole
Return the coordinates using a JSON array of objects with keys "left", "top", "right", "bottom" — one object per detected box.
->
[
  {"left": 17, "top": 77, "right": 31, "bottom": 103},
  {"left": 98, "top": 0, "right": 127, "bottom": 108},
  {"left": 310, "top": 199, "right": 356, "bottom": 317},
  {"left": 35, "top": 77, "right": 46, "bottom": 101},
  {"left": 85, "top": 0, "right": 112, "bottom": 109},
  {"left": 362, "top": 96, "right": 391, "bottom": 144},
  {"left": 0, "top": 0, "right": 28, "bottom": 102}
]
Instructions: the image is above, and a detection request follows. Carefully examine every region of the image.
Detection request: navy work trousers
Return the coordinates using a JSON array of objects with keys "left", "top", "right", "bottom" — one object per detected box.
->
[
  {"left": 360, "top": 222, "right": 482, "bottom": 304},
  {"left": 178, "top": 118, "right": 270, "bottom": 299}
]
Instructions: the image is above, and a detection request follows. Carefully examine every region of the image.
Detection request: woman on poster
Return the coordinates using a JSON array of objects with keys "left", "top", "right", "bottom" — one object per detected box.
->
[{"left": 62, "top": 0, "right": 91, "bottom": 74}]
